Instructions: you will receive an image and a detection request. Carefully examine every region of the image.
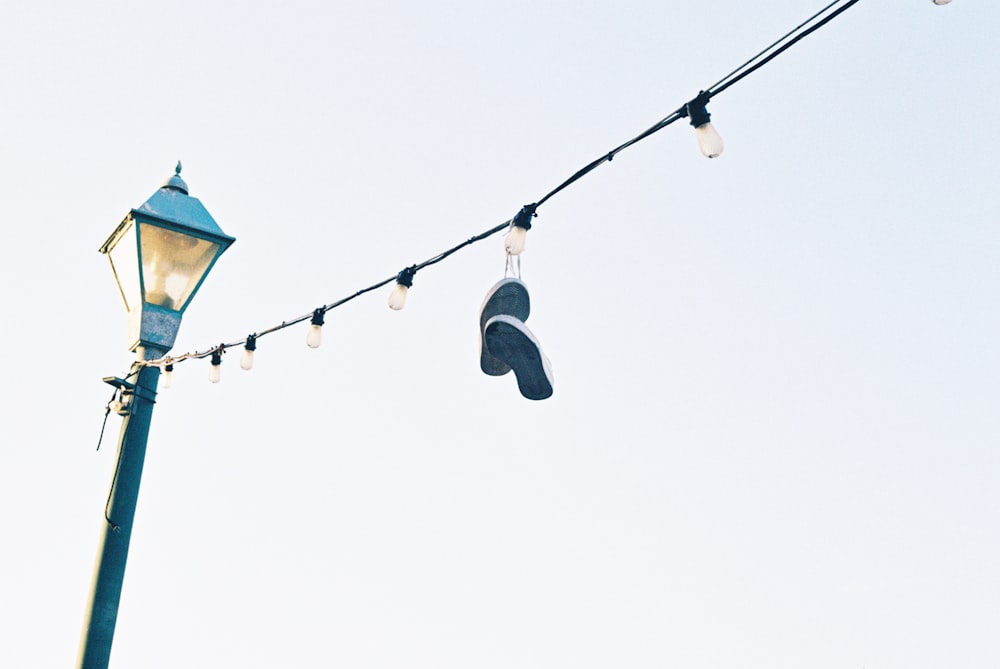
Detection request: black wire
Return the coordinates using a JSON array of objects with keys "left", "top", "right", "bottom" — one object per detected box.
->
[
  {"left": 709, "top": 0, "right": 862, "bottom": 99},
  {"left": 417, "top": 221, "right": 512, "bottom": 271},
  {"left": 102, "top": 362, "right": 150, "bottom": 530},
  {"left": 164, "top": 221, "right": 516, "bottom": 363},
  {"left": 104, "top": 417, "right": 126, "bottom": 532},
  {"left": 96, "top": 388, "right": 119, "bottom": 451},
  {"left": 706, "top": 0, "right": 843, "bottom": 94},
  {"left": 536, "top": 111, "right": 685, "bottom": 208},
  {"left": 141, "top": 0, "right": 863, "bottom": 369}
]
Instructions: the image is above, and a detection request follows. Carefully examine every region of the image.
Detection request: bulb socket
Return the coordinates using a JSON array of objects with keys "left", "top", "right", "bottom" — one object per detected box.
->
[
  {"left": 244, "top": 334, "right": 257, "bottom": 351},
  {"left": 512, "top": 203, "right": 537, "bottom": 231},
  {"left": 686, "top": 91, "right": 713, "bottom": 128},
  {"left": 687, "top": 103, "right": 711, "bottom": 128},
  {"left": 210, "top": 347, "right": 223, "bottom": 366},
  {"left": 396, "top": 265, "right": 417, "bottom": 288},
  {"left": 310, "top": 309, "right": 325, "bottom": 327}
]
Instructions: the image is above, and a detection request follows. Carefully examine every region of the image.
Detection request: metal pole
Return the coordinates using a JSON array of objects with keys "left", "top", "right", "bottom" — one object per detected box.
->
[{"left": 77, "top": 356, "right": 161, "bottom": 669}]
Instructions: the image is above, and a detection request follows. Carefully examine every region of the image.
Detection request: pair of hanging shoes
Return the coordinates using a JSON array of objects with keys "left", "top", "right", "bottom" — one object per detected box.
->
[{"left": 479, "top": 278, "right": 553, "bottom": 400}]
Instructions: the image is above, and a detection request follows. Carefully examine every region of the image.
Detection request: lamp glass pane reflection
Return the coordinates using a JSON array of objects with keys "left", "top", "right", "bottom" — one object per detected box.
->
[
  {"left": 138, "top": 223, "right": 221, "bottom": 312},
  {"left": 107, "top": 222, "right": 141, "bottom": 311}
]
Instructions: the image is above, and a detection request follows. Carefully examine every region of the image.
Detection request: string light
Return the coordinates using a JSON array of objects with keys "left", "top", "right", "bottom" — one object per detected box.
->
[
  {"left": 685, "top": 92, "right": 724, "bottom": 159},
  {"left": 162, "top": 360, "right": 174, "bottom": 389},
  {"left": 209, "top": 346, "right": 223, "bottom": 384},
  {"left": 241, "top": 335, "right": 257, "bottom": 370},
  {"left": 388, "top": 266, "right": 416, "bottom": 311},
  {"left": 504, "top": 204, "right": 537, "bottom": 256},
  {"left": 114, "top": 0, "right": 878, "bottom": 381},
  {"left": 307, "top": 310, "right": 325, "bottom": 348}
]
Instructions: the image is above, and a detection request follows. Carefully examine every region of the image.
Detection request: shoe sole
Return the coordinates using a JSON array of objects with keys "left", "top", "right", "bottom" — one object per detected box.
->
[
  {"left": 479, "top": 278, "right": 530, "bottom": 376},
  {"left": 484, "top": 314, "right": 553, "bottom": 400}
]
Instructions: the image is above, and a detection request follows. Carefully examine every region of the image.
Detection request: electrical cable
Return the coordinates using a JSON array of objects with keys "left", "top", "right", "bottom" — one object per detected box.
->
[
  {"left": 705, "top": 0, "right": 843, "bottom": 94},
  {"left": 709, "top": 0, "right": 862, "bottom": 98},
  {"left": 104, "top": 415, "right": 127, "bottom": 532},
  {"left": 96, "top": 387, "right": 119, "bottom": 451},
  {"left": 122, "top": 0, "right": 864, "bottom": 373}
]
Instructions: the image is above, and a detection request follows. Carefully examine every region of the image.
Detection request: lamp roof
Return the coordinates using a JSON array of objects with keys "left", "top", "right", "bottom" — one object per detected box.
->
[{"left": 131, "top": 162, "right": 235, "bottom": 245}]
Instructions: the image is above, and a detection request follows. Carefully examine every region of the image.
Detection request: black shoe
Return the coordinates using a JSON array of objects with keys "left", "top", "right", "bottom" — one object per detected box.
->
[
  {"left": 479, "top": 278, "right": 530, "bottom": 376},
  {"left": 483, "top": 314, "right": 553, "bottom": 400}
]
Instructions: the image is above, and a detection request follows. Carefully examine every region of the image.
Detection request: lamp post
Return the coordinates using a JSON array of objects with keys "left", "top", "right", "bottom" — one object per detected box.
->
[{"left": 78, "top": 164, "right": 234, "bottom": 669}]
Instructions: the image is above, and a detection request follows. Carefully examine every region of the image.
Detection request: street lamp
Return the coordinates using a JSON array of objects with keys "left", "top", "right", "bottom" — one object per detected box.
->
[
  {"left": 100, "top": 162, "right": 235, "bottom": 354},
  {"left": 78, "top": 163, "right": 234, "bottom": 669}
]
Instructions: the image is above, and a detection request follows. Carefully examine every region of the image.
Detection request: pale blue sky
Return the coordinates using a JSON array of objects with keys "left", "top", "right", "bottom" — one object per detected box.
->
[{"left": 1, "top": 2, "right": 998, "bottom": 667}]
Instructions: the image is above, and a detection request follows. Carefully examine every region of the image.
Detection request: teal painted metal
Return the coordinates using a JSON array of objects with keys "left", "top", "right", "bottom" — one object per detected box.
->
[
  {"left": 100, "top": 163, "right": 235, "bottom": 258},
  {"left": 99, "top": 164, "right": 236, "bottom": 351},
  {"left": 82, "top": 165, "right": 233, "bottom": 665},
  {"left": 133, "top": 176, "right": 235, "bottom": 248},
  {"left": 78, "top": 359, "right": 161, "bottom": 669}
]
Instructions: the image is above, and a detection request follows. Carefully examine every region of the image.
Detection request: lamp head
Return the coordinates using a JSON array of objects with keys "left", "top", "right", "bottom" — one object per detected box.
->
[{"left": 100, "top": 163, "right": 235, "bottom": 354}]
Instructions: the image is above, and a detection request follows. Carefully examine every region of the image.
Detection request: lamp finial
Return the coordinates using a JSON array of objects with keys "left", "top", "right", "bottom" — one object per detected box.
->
[{"left": 162, "top": 162, "right": 189, "bottom": 194}]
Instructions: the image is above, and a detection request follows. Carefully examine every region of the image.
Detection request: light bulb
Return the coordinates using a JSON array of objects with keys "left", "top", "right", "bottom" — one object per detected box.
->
[
  {"left": 695, "top": 122, "right": 725, "bottom": 158},
  {"left": 389, "top": 267, "right": 416, "bottom": 311},
  {"left": 388, "top": 283, "right": 409, "bottom": 311},
  {"left": 307, "top": 324, "right": 323, "bottom": 348},
  {"left": 307, "top": 309, "right": 325, "bottom": 347},
  {"left": 504, "top": 225, "right": 527, "bottom": 255},
  {"left": 504, "top": 204, "right": 536, "bottom": 256},
  {"left": 686, "top": 93, "right": 723, "bottom": 159},
  {"left": 162, "top": 363, "right": 174, "bottom": 389},
  {"left": 209, "top": 349, "right": 223, "bottom": 383},
  {"left": 241, "top": 334, "right": 257, "bottom": 370}
]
